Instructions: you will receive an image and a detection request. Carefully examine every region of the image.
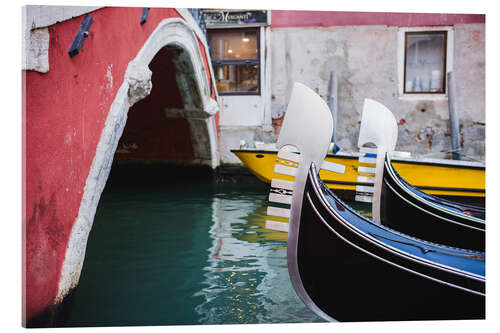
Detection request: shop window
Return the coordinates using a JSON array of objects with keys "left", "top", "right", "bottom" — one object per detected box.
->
[
  {"left": 404, "top": 31, "right": 447, "bottom": 94},
  {"left": 208, "top": 28, "right": 260, "bottom": 95}
]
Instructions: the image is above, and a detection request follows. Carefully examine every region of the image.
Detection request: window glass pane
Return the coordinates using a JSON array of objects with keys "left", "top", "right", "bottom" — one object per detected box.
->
[
  {"left": 405, "top": 32, "right": 446, "bottom": 93},
  {"left": 214, "top": 64, "right": 259, "bottom": 93},
  {"left": 209, "top": 30, "right": 259, "bottom": 60}
]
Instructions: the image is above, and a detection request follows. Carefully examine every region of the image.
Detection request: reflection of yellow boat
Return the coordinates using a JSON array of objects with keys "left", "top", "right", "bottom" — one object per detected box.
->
[
  {"left": 235, "top": 201, "right": 288, "bottom": 248},
  {"left": 231, "top": 149, "right": 485, "bottom": 200}
]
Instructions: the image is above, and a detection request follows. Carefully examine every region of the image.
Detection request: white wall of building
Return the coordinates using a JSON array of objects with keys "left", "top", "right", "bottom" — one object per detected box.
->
[
  {"left": 270, "top": 23, "right": 485, "bottom": 160},
  {"left": 218, "top": 26, "right": 274, "bottom": 164}
]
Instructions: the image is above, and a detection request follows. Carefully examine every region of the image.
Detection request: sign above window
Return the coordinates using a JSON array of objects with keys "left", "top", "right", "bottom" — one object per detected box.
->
[{"left": 202, "top": 10, "right": 268, "bottom": 27}]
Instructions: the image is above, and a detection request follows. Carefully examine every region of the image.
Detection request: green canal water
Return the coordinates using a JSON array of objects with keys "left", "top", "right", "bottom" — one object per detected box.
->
[{"left": 63, "top": 166, "right": 340, "bottom": 327}]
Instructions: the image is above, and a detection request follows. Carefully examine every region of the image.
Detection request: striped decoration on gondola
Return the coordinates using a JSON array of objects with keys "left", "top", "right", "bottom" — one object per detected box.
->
[
  {"left": 265, "top": 150, "right": 298, "bottom": 232},
  {"left": 265, "top": 150, "right": 347, "bottom": 232},
  {"left": 354, "top": 149, "right": 412, "bottom": 203},
  {"left": 355, "top": 147, "right": 377, "bottom": 203}
]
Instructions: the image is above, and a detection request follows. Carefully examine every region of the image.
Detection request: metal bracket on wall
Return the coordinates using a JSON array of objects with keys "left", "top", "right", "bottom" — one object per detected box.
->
[
  {"left": 68, "top": 14, "right": 93, "bottom": 58},
  {"left": 140, "top": 8, "right": 150, "bottom": 25}
]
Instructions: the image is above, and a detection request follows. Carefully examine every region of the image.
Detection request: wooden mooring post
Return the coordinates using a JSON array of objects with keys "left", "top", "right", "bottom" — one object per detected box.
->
[
  {"left": 447, "top": 71, "right": 461, "bottom": 160},
  {"left": 328, "top": 71, "right": 338, "bottom": 148}
]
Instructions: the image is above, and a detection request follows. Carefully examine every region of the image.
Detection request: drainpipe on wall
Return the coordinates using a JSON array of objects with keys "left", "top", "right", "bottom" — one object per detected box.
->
[{"left": 447, "top": 71, "right": 461, "bottom": 160}]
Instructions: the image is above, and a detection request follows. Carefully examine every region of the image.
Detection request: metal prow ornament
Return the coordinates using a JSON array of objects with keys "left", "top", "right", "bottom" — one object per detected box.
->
[
  {"left": 357, "top": 98, "right": 398, "bottom": 223},
  {"left": 273, "top": 82, "right": 335, "bottom": 321}
]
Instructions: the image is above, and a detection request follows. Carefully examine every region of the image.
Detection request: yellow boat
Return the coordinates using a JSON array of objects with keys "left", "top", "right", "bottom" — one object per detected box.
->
[{"left": 231, "top": 149, "right": 485, "bottom": 201}]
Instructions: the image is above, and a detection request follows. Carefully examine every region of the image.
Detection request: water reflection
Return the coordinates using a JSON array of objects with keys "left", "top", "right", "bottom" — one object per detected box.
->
[
  {"left": 195, "top": 192, "right": 324, "bottom": 324},
  {"left": 65, "top": 180, "right": 323, "bottom": 327}
]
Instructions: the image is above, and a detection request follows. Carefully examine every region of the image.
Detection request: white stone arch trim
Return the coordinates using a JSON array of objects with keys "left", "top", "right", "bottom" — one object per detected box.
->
[
  {"left": 56, "top": 17, "right": 219, "bottom": 303},
  {"left": 135, "top": 18, "right": 218, "bottom": 116},
  {"left": 176, "top": 8, "right": 220, "bottom": 102}
]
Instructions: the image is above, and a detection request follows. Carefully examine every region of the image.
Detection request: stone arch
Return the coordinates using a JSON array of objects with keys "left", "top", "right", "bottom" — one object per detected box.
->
[{"left": 56, "top": 18, "right": 219, "bottom": 302}]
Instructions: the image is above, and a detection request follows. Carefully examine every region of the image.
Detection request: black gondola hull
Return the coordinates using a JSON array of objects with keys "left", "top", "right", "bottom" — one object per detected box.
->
[
  {"left": 296, "top": 167, "right": 485, "bottom": 322},
  {"left": 380, "top": 158, "right": 485, "bottom": 251}
]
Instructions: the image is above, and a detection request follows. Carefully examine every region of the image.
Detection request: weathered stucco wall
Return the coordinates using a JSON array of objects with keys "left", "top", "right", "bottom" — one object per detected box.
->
[
  {"left": 270, "top": 23, "right": 485, "bottom": 160},
  {"left": 453, "top": 24, "right": 485, "bottom": 157}
]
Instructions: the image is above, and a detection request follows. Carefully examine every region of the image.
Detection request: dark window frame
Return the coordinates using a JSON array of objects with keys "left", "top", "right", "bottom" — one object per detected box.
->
[
  {"left": 403, "top": 30, "right": 448, "bottom": 94},
  {"left": 207, "top": 27, "right": 261, "bottom": 96}
]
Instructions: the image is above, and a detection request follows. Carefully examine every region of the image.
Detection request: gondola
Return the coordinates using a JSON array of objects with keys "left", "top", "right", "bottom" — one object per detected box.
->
[
  {"left": 272, "top": 82, "right": 485, "bottom": 322},
  {"left": 380, "top": 153, "right": 485, "bottom": 251},
  {"left": 297, "top": 162, "right": 485, "bottom": 321}
]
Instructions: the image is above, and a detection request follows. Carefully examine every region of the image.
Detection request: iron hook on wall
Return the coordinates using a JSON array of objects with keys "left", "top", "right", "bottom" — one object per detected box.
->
[
  {"left": 140, "top": 8, "right": 150, "bottom": 25},
  {"left": 68, "top": 14, "right": 93, "bottom": 58}
]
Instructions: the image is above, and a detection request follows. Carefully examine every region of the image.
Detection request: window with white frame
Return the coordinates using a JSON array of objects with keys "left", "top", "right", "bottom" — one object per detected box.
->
[
  {"left": 404, "top": 31, "right": 447, "bottom": 94},
  {"left": 398, "top": 27, "right": 453, "bottom": 97}
]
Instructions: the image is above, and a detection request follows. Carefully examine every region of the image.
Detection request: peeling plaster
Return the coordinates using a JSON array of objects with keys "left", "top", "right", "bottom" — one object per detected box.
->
[
  {"left": 105, "top": 64, "right": 114, "bottom": 92},
  {"left": 23, "top": 27, "right": 50, "bottom": 73}
]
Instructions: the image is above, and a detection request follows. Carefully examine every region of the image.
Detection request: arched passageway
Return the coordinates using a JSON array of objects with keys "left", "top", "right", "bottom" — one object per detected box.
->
[
  {"left": 114, "top": 45, "right": 216, "bottom": 166},
  {"left": 56, "top": 18, "right": 219, "bottom": 308}
]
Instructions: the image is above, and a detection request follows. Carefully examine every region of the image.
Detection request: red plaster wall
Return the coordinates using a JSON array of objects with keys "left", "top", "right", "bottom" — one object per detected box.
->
[
  {"left": 271, "top": 10, "right": 485, "bottom": 28},
  {"left": 24, "top": 7, "right": 216, "bottom": 323}
]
